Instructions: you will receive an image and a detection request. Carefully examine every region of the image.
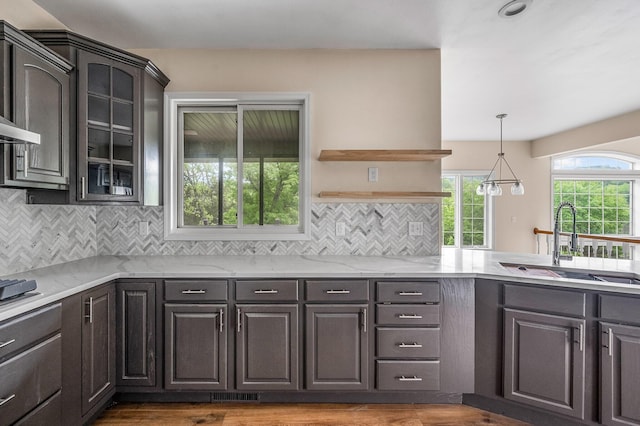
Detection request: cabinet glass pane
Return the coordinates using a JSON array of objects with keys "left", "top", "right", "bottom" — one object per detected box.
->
[
  {"left": 113, "top": 132, "right": 133, "bottom": 162},
  {"left": 88, "top": 162, "right": 110, "bottom": 195},
  {"left": 112, "top": 68, "right": 134, "bottom": 101},
  {"left": 88, "top": 63, "right": 110, "bottom": 96},
  {"left": 88, "top": 128, "right": 110, "bottom": 159},
  {"left": 113, "top": 165, "right": 134, "bottom": 196},
  {"left": 88, "top": 95, "right": 110, "bottom": 126},
  {"left": 113, "top": 101, "right": 133, "bottom": 130}
]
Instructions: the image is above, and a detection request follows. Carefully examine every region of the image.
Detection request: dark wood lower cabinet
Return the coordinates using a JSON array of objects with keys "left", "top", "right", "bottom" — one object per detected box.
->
[
  {"left": 164, "top": 304, "right": 227, "bottom": 390},
  {"left": 116, "top": 281, "right": 156, "bottom": 387},
  {"left": 236, "top": 304, "right": 299, "bottom": 390},
  {"left": 81, "top": 284, "right": 116, "bottom": 416},
  {"left": 601, "top": 322, "right": 640, "bottom": 426},
  {"left": 503, "top": 308, "right": 586, "bottom": 420},
  {"left": 305, "top": 304, "right": 369, "bottom": 390}
]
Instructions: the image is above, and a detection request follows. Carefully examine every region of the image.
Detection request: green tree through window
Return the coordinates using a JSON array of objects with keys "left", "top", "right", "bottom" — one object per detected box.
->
[
  {"left": 180, "top": 106, "right": 302, "bottom": 231},
  {"left": 442, "top": 174, "right": 490, "bottom": 248},
  {"left": 552, "top": 153, "right": 638, "bottom": 259}
]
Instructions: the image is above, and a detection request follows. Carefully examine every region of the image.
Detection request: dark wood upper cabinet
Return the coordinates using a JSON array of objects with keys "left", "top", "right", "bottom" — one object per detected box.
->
[
  {"left": 24, "top": 29, "right": 169, "bottom": 205},
  {"left": 0, "top": 21, "right": 72, "bottom": 190},
  {"left": 77, "top": 51, "right": 141, "bottom": 202}
]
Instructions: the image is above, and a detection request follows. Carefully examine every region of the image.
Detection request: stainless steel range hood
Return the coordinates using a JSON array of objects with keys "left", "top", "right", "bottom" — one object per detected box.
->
[{"left": 0, "top": 115, "right": 40, "bottom": 144}]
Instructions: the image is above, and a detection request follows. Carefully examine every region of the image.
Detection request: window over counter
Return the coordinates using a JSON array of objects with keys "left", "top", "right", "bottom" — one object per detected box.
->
[
  {"left": 441, "top": 172, "right": 493, "bottom": 249},
  {"left": 552, "top": 152, "right": 640, "bottom": 259},
  {"left": 165, "top": 93, "right": 310, "bottom": 240}
]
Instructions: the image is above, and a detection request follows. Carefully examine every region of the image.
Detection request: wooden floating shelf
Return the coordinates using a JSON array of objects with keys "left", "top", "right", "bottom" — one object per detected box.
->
[
  {"left": 318, "top": 191, "right": 452, "bottom": 199},
  {"left": 318, "top": 149, "right": 452, "bottom": 162}
]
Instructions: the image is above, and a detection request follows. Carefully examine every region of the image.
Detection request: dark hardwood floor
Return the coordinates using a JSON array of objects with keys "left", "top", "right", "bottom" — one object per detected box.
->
[{"left": 94, "top": 403, "right": 530, "bottom": 425}]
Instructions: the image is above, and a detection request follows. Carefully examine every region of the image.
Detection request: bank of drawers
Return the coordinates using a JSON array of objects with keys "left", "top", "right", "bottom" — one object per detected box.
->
[
  {"left": 0, "top": 303, "right": 62, "bottom": 426},
  {"left": 375, "top": 281, "right": 440, "bottom": 391}
]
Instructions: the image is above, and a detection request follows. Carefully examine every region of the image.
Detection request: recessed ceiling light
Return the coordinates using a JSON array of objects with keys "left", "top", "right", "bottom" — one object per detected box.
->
[{"left": 498, "top": 0, "right": 532, "bottom": 18}]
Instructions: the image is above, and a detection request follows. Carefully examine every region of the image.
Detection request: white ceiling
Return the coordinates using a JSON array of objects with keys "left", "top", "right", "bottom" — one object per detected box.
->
[{"left": 32, "top": 0, "right": 640, "bottom": 141}]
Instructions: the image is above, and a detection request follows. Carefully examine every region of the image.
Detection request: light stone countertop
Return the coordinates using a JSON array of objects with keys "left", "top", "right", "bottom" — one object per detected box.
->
[{"left": 2, "top": 248, "right": 640, "bottom": 321}]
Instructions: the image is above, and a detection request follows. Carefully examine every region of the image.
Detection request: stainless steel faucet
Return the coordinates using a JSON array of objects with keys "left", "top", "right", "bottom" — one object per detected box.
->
[{"left": 553, "top": 201, "right": 579, "bottom": 265}]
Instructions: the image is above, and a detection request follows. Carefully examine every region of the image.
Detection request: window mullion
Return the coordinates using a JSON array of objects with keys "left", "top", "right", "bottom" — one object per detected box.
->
[
  {"left": 218, "top": 156, "right": 223, "bottom": 225},
  {"left": 259, "top": 157, "right": 264, "bottom": 226},
  {"left": 455, "top": 175, "right": 463, "bottom": 248},
  {"left": 237, "top": 107, "right": 244, "bottom": 228}
]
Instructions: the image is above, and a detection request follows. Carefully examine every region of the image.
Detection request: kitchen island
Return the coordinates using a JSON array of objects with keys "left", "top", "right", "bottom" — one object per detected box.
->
[{"left": 1, "top": 249, "right": 639, "bottom": 426}]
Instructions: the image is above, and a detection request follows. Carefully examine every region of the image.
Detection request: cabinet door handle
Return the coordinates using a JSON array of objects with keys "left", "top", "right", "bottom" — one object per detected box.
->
[
  {"left": 254, "top": 289, "right": 278, "bottom": 294},
  {"left": 574, "top": 324, "right": 584, "bottom": 352},
  {"left": 181, "top": 289, "right": 206, "bottom": 294},
  {"left": 0, "top": 339, "right": 16, "bottom": 349},
  {"left": 398, "top": 291, "right": 423, "bottom": 296},
  {"left": 398, "top": 342, "right": 423, "bottom": 348},
  {"left": 80, "top": 176, "right": 86, "bottom": 199},
  {"left": 219, "top": 308, "right": 224, "bottom": 333},
  {"left": 398, "top": 314, "right": 422, "bottom": 319},
  {"left": 608, "top": 327, "right": 613, "bottom": 357},
  {"left": 361, "top": 308, "right": 367, "bottom": 333},
  {"left": 326, "top": 289, "right": 350, "bottom": 294},
  {"left": 0, "top": 394, "right": 16, "bottom": 407},
  {"left": 236, "top": 308, "right": 241, "bottom": 333},
  {"left": 85, "top": 297, "right": 93, "bottom": 323},
  {"left": 397, "top": 376, "right": 422, "bottom": 382},
  {"left": 23, "top": 147, "right": 29, "bottom": 178}
]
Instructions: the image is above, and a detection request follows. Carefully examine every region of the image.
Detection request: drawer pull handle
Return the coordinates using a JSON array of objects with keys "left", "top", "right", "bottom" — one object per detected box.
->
[
  {"left": 0, "top": 339, "right": 16, "bottom": 349},
  {"left": 398, "top": 314, "right": 423, "bottom": 319},
  {"left": 398, "top": 291, "right": 423, "bottom": 296},
  {"left": 254, "top": 289, "right": 278, "bottom": 294},
  {"left": 326, "top": 289, "right": 350, "bottom": 294},
  {"left": 181, "top": 289, "right": 207, "bottom": 294},
  {"left": 398, "top": 342, "right": 423, "bottom": 348},
  {"left": 398, "top": 376, "right": 423, "bottom": 382},
  {"left": 0, "top": 394, "right": 16, "bottom": 407}
]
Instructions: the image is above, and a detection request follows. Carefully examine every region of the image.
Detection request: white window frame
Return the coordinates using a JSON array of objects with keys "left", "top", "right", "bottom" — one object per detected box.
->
[
  {"left": 551, "top": 151, "right": 640, "bottom": 238},
  {"left": 442, "top": 170, "right": 494, "bottom": 249},
  {"left": 164, "top": 92, "right": 311, "bottom": 241}
]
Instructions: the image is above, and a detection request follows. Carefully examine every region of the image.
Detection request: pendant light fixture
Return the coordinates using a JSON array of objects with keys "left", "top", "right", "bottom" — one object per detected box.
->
[{"left": 476, "top": 114, "right": 524, "bottom": 197}]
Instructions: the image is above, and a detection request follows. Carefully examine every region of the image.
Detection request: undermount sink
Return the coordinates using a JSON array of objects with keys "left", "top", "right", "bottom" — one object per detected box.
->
[{"left": 499, "top": 262, "right": 640, "bottom": 285}]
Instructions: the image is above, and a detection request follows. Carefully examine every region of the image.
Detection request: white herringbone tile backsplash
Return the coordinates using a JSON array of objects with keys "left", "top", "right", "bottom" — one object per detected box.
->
[
  {"left": 0, "top": 188, "right": 98, "bottom": 275},
  {"left": 1, "top": 187, "right": 440, "bottom": 275},
  {"left": 96, "top": 203, "right": 440, "bottom": 257}
]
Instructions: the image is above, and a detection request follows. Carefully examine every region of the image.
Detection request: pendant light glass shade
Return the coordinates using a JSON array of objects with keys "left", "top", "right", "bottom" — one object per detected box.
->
[
  {"left": 488, "top": 182, "right": 502, "bottom": 196},
  {"left": 477, "top": 114, "right": 524, "bottom": 196},
  {"left": 511, "top": 181, "right": 525, "bottom": 195}
]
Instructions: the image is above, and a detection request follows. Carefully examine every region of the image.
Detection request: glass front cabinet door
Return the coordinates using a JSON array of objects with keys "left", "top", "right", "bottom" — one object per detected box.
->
[{"left": 78, "top": 51, "right": 141, "bottom": 202}]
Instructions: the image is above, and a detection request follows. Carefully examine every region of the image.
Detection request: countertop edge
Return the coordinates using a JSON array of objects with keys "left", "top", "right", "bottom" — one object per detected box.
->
[{"left": 2, "top": 251, "right": 640, "bottom": 321}]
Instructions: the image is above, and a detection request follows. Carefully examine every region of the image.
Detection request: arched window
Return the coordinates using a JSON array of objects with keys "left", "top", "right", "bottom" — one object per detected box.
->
[{"left": 552, "top": 152, "right": 640, "bottom": 257}]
